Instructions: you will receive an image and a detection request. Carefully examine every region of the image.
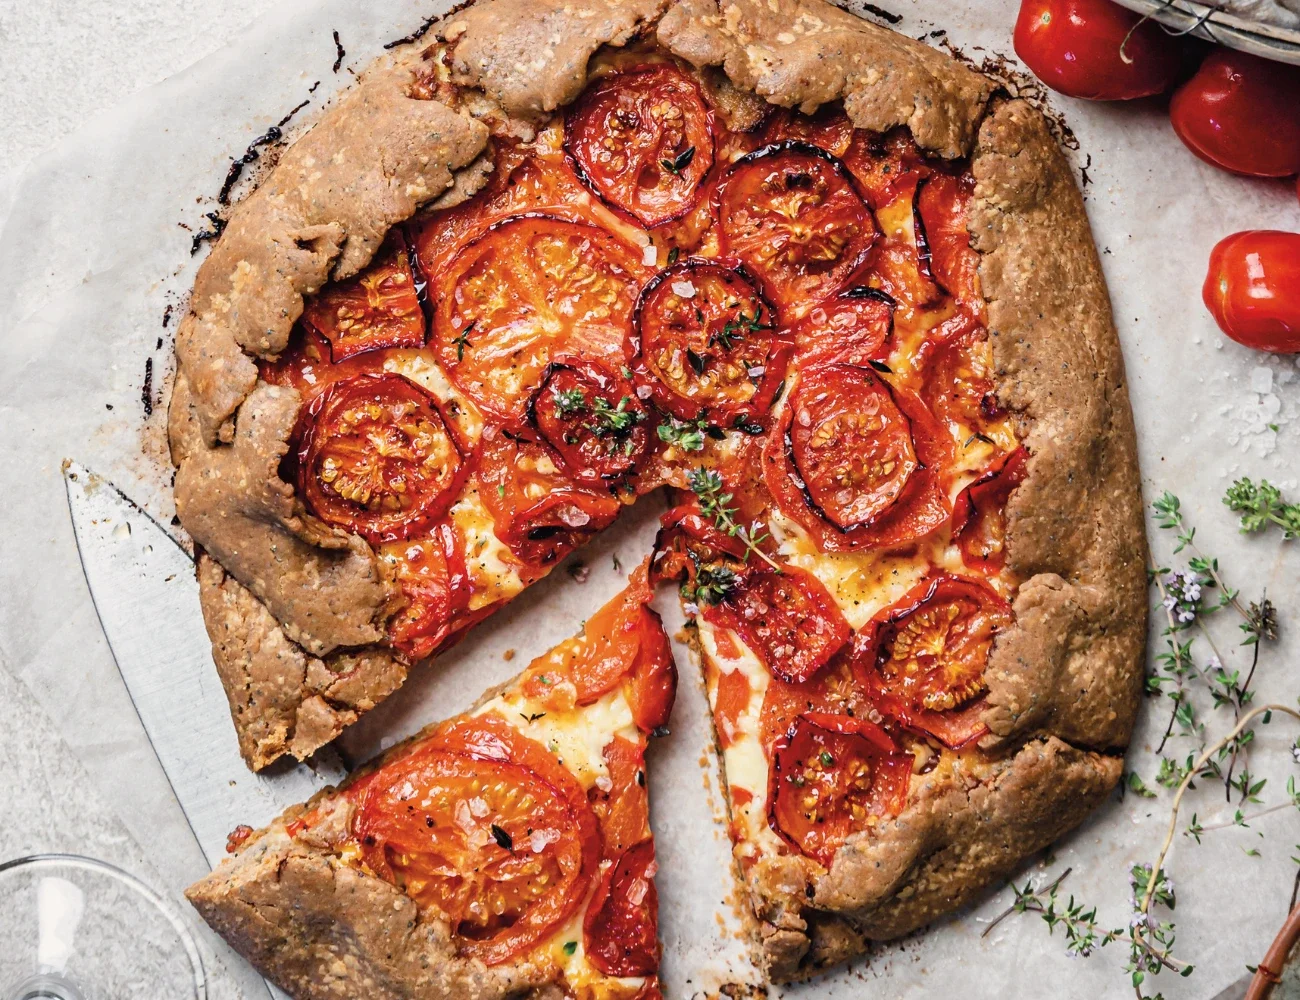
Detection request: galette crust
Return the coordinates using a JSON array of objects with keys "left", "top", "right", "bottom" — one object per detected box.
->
[{"left": 172, "top": 0, "right": 1147, "bottom": 986}]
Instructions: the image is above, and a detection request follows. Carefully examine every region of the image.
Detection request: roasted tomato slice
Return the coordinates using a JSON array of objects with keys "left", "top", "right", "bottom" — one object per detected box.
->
[
  {"left": 519, "top": 562, "right": 677, "bottom": 731},
  {"left": 769, "top": 713, "right": 912, "bottom": 866},
  {"left": 765, "top": 366, "right": 952, "bottom": 552},
  {"left": 529, "top": 362, "right": 650, "bottom": 482},
  {"left": 757, "top": 651, "right": 875, "bottom": 753},
  {"left": 296, "top": 373, "right": 466, "bottom": 543},
  {"left": 716, "top": 142, "right": 876, "bottom": 319},
  {"left": 785, "top": 364, "right": 918, "bottom": 530},
  {"left": 350, "top": 714, "right": 601, "bottom": 966},
  {"left": 919, "top": 329, "right": 1004, "bottom": 445},
  {"left": 762, "top": 106, "right": 855, "bottom": 158},
  {"left": 433, "top": 215, "right": 646, "bottom": 423},
  {"left": 791, "top": 287, "right": 894, "bottom": 368},
  {"left": 476, "top": 426, "right": 621, "bottom": 567},
  {"left": 385, "top": 520, "right": 473, "bottom": 661},
  {"left": 702, "top": 566, "right": 850, "bottom": 684},
  {"left": 593, "top": 736, "right": 652, "bottom": 856},
  {"left": 583, "top": 839, "right": 660, "bottom": 977},
  {"left": 845, "top": 128, "right": 931, "bottom": 211},
  {"left": 409, "top": 144, "right": 604, "bottom": 281},
  {"left": 952, "top": 447, "right": 1028, "bottom": 574},
  {"left": 631, "top": 260, "right": 788, "bottom": 421},
  {"left": 565, "top": 63, "right": 714, "bottom": 228},
  {"left": 854, "top": 574, "right": 1012, "bottom": 748},
  {"left": 915, "top": 172, "right": 981, "bottom": 311},
  {"left": 301, "top": 230, "right": 426, "bottom": 362}
]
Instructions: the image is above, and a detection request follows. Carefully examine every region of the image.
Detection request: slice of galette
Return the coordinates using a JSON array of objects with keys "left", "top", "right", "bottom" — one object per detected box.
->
[{"left": 187, "top": 566, "right": 674, "bottom": 1000}]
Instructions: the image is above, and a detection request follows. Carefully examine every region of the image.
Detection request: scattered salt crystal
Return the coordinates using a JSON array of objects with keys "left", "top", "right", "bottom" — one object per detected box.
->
[
  {"left": 636, "top": 384, "right": 653, "bottom": 400},
  {"left": 1250, "top": 366, "right": 1274, "bottom": 394},
  {"left": 1262, "top": 393, "right": 1281, "bottom": 417},
  {"left": 468, "top": 796, "right": 490, "bottom": 818},
  {"left": 397, "top": 780, "right": 417, "bottom": 800},
  {"left": 641, "top": 244, "right": 657, "bottom": 266},
  {"left": 671, "top": 280, "right": 696, "bottom": 298},
  {"left": 529, "top": 828, "right": 560, "bottom": 853},
  {"left": 595, "top": 774, "right": 613, "bottom": 792}
]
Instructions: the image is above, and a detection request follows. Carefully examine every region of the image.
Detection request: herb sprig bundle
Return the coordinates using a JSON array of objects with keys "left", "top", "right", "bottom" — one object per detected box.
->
[{"left": 991, "top": 480, "right": 1297, "bottom": 999}]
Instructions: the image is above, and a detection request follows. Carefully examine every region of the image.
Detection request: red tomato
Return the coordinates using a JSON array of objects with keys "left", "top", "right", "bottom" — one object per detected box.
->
[
  {"left": 295, "top": 373, "right": 466, "bottom": 544},
  {"left": 626, "top": 608, "right": 678, "bottom": 733},
  {"left": 631, "top": 260, "right": 789, "bottom": 422},
  {"left": 530, "top": 362, "right": 650, "bottom": 482},
  {"left": 762, "top": 106, "right": 855, "bottom": 158},
  {"left": 476, "top": 426, "right": 622, "bottom": 567},
  {"left": 716, "top": 142, "right": 877, "bottom": 319},
  {"left": 1203, "top": 230, "right": 1300, "bottom": 352},
  {"left": 301, "top": 230, "right": 426, "bottom": 362},
  {"left": 408, "top": 144, "right": 603, "bottom": 280},
  {"left": 702, "top": 566, "right": 850, "bottom": 684},
  {"left": 790, "top": 288, "right": 894, "bottom": 368},
  {"left": 769, "top": 713, "right": 912, "bottom": 865},
  {"left": 349, "top": 714, "right": 601, "bottom": 965},
  {"left": 1013, "top": 0, "right": 1181, "bottom": 101},
  {"left": 757, "top": 652, "right": 875, "bottom": 753},
  {"left": 845, "top": 129, "right": 930, "bottom": 212},
  {"left": 1170, "top": 49, "right": 1300, "bottom": 177},
  {"left": 519, "top": 562, "right": 676, "bottom": 730},
  {"left": 915, "top": 172, "right": 981, "bottom": 311},
  {"left": 566, "top": 64, "right": 715, "bottom": 228},
  {"left": 763, "top": 365, "right": 953, "bottom": 552},
  {"left": 583, "top": 840, "right": 660, "bottom": 977},
  {"left": 786, "top": 364, "right": 919, "bottom": 530},
  {"left": 385, "top": 521, "right": 475, "bottom": 661},
  {"left": 919, "top": 329, "right": 1006, "bottom": 446},
  {"left": 433, "top": 215, "right": 647, "bottom": 423},
  {"left": 853, "top": 574, "right": 1012, "bottom": 748},
  {"left": 951, "top": 447, "right": 1029, "bottom": 573},
  {"left": 592, "top": 736, "right": 652, "bottom": 857},
  {"left": 260, "top": 326, "right": 403, "bottom": 404}
]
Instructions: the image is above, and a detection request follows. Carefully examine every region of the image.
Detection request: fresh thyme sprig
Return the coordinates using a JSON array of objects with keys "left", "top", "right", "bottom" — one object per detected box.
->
[
  {"left": 682, "top": 563, "right": 739, "bottom": 607},
  {"left": 711, "top": 307, "right": 773, "bottom": 351},
  {"left": 687, "top": 466, "right": 781, "bottom": 572},
  {"left": 660, "top": 145, "right": 696, "bottom": 176},
  {"left": 657, "top": 417, "right": 709, "bottom": 453},
  {"left": 1223, "top": 477, "right": 1300, "bottom": 540}
]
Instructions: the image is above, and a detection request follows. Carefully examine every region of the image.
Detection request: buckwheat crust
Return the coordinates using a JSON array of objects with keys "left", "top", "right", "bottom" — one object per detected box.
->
[{"left": 173, "top": 0, "right": 1146, "bottom": 989}]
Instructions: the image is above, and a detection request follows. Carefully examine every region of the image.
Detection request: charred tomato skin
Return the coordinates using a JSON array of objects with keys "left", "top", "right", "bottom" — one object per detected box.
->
[
  {"left": 769, "top": 713, "right": 912, "bottom": 866},
  {"left": 565, "top": 62, "right": 715, "bottom": 228},
  {"left": 1202, "top": 230, "right": 1300, "bottom": 353},
  {"left": 528, "top": 361, "right": 651, "bottom": 483},
  {"left": 764, "top": 365, "right": 953, "bottom": 552},
  {"left": 630, "top": 258, "right": 790, "bottom": 423},
  {"left": 1013, "top": 0, "right": 1181, "bottom": 101},
  {"left": 295, "top": 372, "right": 467, "bottom": 544},
  {"left": 715, "top": 141, "right": 878, "bottom": 318},
  {"left": 854, "top": 573, "right": 1013, "bottom": 748}
]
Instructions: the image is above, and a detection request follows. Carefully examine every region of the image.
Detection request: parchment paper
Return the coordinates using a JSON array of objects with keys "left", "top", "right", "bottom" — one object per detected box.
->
[{"left": 1, "top": 2, "right": 1298, "bottom": 997}]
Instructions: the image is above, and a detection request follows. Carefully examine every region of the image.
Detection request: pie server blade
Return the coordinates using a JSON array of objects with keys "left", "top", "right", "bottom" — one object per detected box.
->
[{"left": 64, "top": 462, "right": 346, "bottom": 998}]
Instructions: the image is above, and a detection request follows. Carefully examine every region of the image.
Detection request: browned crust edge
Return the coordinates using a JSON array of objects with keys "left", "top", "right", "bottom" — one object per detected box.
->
[{"left": 173, "top": 0, "right": 1146, "bottom": 989}]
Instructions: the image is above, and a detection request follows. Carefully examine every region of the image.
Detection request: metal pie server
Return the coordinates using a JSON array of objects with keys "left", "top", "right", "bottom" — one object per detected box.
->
[{"left": 64, "top": 462, "right": 346, "bottom": 999}]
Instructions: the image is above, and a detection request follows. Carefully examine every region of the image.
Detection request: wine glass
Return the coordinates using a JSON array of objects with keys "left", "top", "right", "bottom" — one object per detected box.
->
[{"left": 0, "top": 854, "right": 205, "bottom": 1000}]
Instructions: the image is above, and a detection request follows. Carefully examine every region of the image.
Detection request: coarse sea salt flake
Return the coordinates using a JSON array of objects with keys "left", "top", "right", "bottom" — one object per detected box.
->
[
  {"left": 642, "top": 245, "right": 658, "bottom": 266},
  {"left": 671, "top": 280, "right": 696, "bottom": 298},
  {"left": 1250, "top": 366, "right": 1274, "bottom": 394}
]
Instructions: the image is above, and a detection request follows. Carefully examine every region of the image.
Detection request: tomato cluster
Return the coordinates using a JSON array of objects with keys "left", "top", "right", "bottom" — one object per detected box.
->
[
  {"left": 269, "top": 57, "right": 1026, "bottom": 876},
  {"left": 1012, "top": 1, "right": 1300, "bottom": 354}
]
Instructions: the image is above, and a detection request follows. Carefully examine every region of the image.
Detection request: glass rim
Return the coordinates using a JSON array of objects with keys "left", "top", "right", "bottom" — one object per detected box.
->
[{"left": 0, "top": 853, "right": 207, "bottom": 1000}]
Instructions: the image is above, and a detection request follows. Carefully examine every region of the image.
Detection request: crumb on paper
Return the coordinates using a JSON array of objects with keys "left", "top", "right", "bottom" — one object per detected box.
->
[
  {"left": 502, "top": 648, "right": 515, "bottom": 661},
  {"left": 567, "top": 561, "right": 590, "bottom": 583}
]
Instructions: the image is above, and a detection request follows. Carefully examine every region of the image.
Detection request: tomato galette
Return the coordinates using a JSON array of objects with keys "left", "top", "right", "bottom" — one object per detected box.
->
[
  {"left": 187, "top": 567, "right": 675, "bottom": 1000},
  {"left": 170, "top": 0, "right": 1147, "bottom": 987}
]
